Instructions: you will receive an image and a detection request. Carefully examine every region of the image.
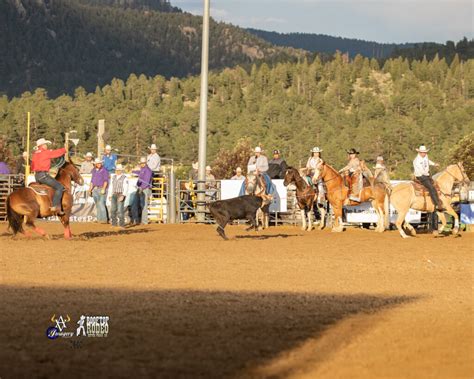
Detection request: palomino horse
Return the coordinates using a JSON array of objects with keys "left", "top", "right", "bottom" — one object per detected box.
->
[
  {"left": 6, "top": 160, "right": 84, "bottom": 239},
  {"left": 390, "top": 163, "right": 469, "bottom": 238},
  {"left": 244, "top": 172, "right": 272, "bottom": 229},
  {"left": 312, "top": 161, "right": 388, "bottom": 232},
  {"left": 283, "top": 167, "right": 326, "bottom": 231}
]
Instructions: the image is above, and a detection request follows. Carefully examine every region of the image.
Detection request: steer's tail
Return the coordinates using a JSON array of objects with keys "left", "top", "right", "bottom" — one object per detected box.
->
[{"left": 6, "top": 196, "right": 24, "bottom": 235}]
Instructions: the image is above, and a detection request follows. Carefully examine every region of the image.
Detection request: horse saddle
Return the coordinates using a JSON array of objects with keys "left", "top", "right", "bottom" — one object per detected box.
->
[
  {"left": 28, "top": 183, "right": 53, "bottom": 196},
  {"left": 411, "top": 179, "right": 441, "bottom": 197}
]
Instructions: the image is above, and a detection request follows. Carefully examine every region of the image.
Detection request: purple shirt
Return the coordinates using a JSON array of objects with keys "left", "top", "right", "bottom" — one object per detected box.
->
[
  {"left": 133, "top": 166, "right": 152, "bottom": 189},
  {"left": 91, "top": 167, "right": 109, "bottom": 188},
  {"left": 0, "top": 162, "right": 10, "bottom": 174}
]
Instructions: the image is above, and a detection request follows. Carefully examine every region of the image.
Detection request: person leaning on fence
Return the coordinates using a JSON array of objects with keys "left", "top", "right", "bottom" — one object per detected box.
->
[
  {"left": 31, "top": 138, "right": 67, "bottom": 215},
  {"left": 102, "top": 145, "right": 117, "bottom": 173},
  {"left": 131, "top": 157, "right": 153, "bottom": 225},
  {"left": 205, "top": 165, "right": 217, "bottom": 199},
  {"left": 231, "top": 167, "right": 244, "bottom": 180},
  {"left": 109, "top": 164, "right": 129, "bottom": 228},
  {"left": 89, "top": 158, "right": 109, "bottom": 223},
  {"left": 80, "top": 152, "right": 94, "bottom": 174},
  {"left": 0, "top": 159, "right": 10, "bottom": 175}
]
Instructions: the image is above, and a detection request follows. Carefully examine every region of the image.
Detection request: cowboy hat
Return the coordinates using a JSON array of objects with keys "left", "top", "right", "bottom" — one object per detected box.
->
[
  {"left": 93, "top": 158, "right": 103, "bottom": 164},
  {"left": 36, "top": 138, "right": 51, "bottom": 147},
  {"left": 206, "top": 165, "right": 211, "bottom": 171},
  {"left": 376, "top": 155, "right": 384, "bottom": 161},
  {"left": 273, "top": 149, "right": 280, "bottom": 154},
  {"left": 149, "top": 144, "right": 157, "bottom": 150},
  {"left": 416, "top": 145, "right": 430, "bottom": 153},
  {"left": 346, "top": 148, "right": 359, "bottom": 155},
  {"left": 254, "top": 146, "right": 263, "bottom": 153},
  {"left": 311, "top": 147, "right": 323, "bottom": 153},
  {"left": 105, "top": 145, "right": 112, "bottom": 151},
  {"left": 85, "top": 152, "right": 93, "bottom": 158},
  {"left": 139, "top": 157, "right": 147, "bottom": 164},
  {"left": 115, "top": 164, "right": 124, "bottom": 171},
  {"left": 192, "top": 162, "right": 198, "bottom": 170}
]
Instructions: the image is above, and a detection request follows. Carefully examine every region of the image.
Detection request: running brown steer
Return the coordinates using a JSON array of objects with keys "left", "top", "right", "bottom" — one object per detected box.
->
[
  {"left": 6, "top": 160, "right": 84, "bottom": 239},
  {"left": 209, "top": 195, "right": 268, "bottom": 240}
]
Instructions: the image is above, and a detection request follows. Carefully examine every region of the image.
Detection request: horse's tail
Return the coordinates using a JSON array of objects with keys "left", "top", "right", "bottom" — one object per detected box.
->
[{"left": 6, "top": 196, "right": 24, "bottom": 235}]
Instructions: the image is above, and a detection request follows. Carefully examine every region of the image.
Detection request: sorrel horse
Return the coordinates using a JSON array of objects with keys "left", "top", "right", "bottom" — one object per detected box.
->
[
  {"left": 390, "top": 163, "right": 469, "bottom": 238},
  {"left": 6, "top": 160, "right": 84, "bottom": 239},
  {"left": 244, "top": 172, "right": 272, "bottom": 229},
  {"left": 312, "top": 161, "right": 388, "bottom": 232},
  {"left": 283, "top": 167, "right": 326, "bottom": 231}
]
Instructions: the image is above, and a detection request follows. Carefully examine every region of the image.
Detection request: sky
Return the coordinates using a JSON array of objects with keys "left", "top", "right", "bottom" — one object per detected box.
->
[{"left": 172, "top": 0, "right": 473, "bottom": 44}]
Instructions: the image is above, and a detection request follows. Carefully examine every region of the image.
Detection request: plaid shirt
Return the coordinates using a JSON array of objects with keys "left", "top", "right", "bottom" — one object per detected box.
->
[{"left": 111, "top": 174, "right": 129, "bottom": 194}]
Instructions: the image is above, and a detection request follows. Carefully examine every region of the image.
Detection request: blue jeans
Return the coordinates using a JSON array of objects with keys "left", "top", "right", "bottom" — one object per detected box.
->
[
  {"left": 92, "top": 188, "right": 107, "bottom": 222},
  {"left": 110, "top": 193, "right": 125, "bottom": 226},
  {"left": 35, "top": 172, "right": 64, "bottom": 208},
  {"left": 132, "top": 188, "right": 151, "bottom": 224}
]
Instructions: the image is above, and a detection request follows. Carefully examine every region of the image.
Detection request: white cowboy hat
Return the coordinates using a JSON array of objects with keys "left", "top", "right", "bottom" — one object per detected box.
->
[
  {"left": 416, "top": 145, "right": 430, "bottom": 153},
  {"left": 236, "top": 167, "right": 242, "bottom": 172},
  {"left": 206, "top": 165, "right": 211, "bottom": 171},
  {"left": 376, "top": 156, "right": 384, "bottom": 161},
  {"left": 254, "top": 146, "right": 262, "bottom": 153},
  {"left": 192, "top": 162, "right": 198, "bottom": 170},
  {"left": 311, "top": 147, "right": 323, "bottom": 153},
  {"left": 85, "top": 152, "right": 93, "bottom": 158},
  {"left": 139, "top": 157, "right": 147, "bottom": 164},
  {"left": 115, "top": 164, "right": 124, "bottom": 171},
  {"left": 93, "top": 158, "right": 103, "bottom": 164},
  {"left": 36, "top": 138, "right": 51, "bottom": 147},
  {"left": 149, "top": 144, "right": 157, "bottom": 150},
  {"left": 105, "top": 145, "right": 112, "bottom": 151}
]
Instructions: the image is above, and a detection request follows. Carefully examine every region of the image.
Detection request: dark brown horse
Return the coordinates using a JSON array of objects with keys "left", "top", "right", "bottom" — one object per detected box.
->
[
  {"left": 312, "top": 161, "right": 388, "bottom": 233},
  {"left": 6, "top": 160, "right": 84, "bottom": 239},
  {"left": 284, "top": 167, "right": 326, "bottom": 231}
]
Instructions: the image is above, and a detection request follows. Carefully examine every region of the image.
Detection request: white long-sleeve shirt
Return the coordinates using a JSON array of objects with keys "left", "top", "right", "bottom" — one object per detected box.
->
[
  {"left": 247, "top": 155, "right": 269, "bottom": 173},
  {"left": 413, "top": 154, "right": 435, "bottom": 177},
  {"left": 306, "top": 157, "right": 323, "bottom": 172},
  {"left": 147, "top": 153, "right": 161, "bottom": 172}
]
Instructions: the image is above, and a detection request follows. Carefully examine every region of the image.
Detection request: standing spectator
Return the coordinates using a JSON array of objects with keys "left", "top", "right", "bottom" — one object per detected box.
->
[
  {"left": 268, "top": 149, "right": 288, "bottom": 179},
  {"left": 231, "top": 167, "right": 244, "bottom": 180},
  {"left": 147, "top": 144, "right": 161, "bottom": 173},
  {"left": 15, "top": 152, "right": 29, "bottom": 174},
  {"left": 102, "top": 145, "right": 117, "bottom": 173},
  {"left": 80, "top": 152, "right": 94, "bottom": 174},
  {"left": 205, "top": 165, "right": 217, "bottom": 199},
  {"left": 189, "top": 162, "right": 198, "bottom": 181},
  {"left": 109, "top": 164, "right": 129, "bottom": 228},
  {"left": 0, "top": 159, "right": 10, "bottom": 175},
  {"left": 89, "top": 158, "right": 109, "bottom": 223},
  {"left": 132, "top": 157, "right": 153, "bottom": 225}
]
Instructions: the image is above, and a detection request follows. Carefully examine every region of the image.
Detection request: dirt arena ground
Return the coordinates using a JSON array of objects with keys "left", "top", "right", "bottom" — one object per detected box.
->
[{"left": 0, "top": 222, "right": 472, "bottom": 378}]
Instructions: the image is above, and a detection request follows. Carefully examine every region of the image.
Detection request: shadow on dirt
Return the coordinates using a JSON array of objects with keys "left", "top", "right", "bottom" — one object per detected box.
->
[{"left": 0, "top": 286, "right": 419, "bottom": 378}]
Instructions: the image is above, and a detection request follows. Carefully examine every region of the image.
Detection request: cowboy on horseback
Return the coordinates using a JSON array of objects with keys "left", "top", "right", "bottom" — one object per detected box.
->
[
  {"left": 239, "top": 146, "right": 274, "bottom": 196},
  {"left": 306, "top": 147, "right": 325, "bottom": 201},
  {"left": 31, "top": 138, "right": 67, "bottom": 215},
  {"left": 413, "top": 145, "right": 443, "bottom": 211},
  {"left": 339, "top": 148, "right": 363, "bottom": 201}
]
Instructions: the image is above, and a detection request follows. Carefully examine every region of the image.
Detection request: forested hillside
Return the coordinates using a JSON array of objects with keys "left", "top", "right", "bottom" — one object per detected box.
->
[
  {"left": 390, "top": 38, "right": 474, "bottom": 64},
  {"left": 1, "top": 54, "right": 472, "bottom": 178},
  {"left": 0, "top": 0, "right": 305, "bottom": 97},
  {"left": 247, "top": 29, "right": 412, "bottom": 59}
]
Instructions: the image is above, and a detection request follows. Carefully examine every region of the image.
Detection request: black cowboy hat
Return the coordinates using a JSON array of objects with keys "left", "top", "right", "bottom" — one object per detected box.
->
[
  {"left": 273, "top": 149, "right": 280, "bottom": 154},
  {"left": 346, "top": 148, "right": 359, "bottom": 155}
]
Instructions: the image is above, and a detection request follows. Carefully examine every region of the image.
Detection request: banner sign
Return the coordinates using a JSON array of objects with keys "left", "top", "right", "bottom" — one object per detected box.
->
[
  {"left": 27, "top": 174, "right": 139, "bottom": 222},
  {"left": 460, "top": 204, "right": 474, "bottom": 225},
  {"left": 344, "top": 202, "right": 422, "bottom": 224},
  {"left": 220, "top": 179, "right": 287, "bottom": 212}
]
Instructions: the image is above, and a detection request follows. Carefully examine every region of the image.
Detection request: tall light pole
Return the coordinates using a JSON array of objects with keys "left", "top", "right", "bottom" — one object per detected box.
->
[{"left": 197, "top": 0, "right": 210, "bottom": 222}]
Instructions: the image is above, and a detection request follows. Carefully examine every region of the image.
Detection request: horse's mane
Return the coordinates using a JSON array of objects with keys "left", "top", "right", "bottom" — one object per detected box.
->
[{"left": 321, "top": 161, "right": 340, "bottom": 176}]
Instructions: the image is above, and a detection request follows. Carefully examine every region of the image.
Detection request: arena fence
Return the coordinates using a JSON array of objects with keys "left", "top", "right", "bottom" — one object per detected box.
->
[{"left": 0, "top": 175, "right": 24, "bottom": 221}]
